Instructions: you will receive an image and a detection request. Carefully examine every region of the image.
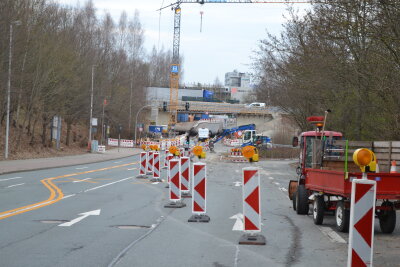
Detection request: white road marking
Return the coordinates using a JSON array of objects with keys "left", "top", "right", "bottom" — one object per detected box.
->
[
  {"left": 62, "top": 194, "right": 76, "bottom": 199},
  {"left": 0, "top": 201, "right": 52, "bottom": 219},
  {"left": 152, "top": 182, "right": 159, "bottom": 185},
  {"left": 0, "top": 177, "right": 22, "bottom": 182},
  {"left": 235, "top": 170, "right": 240, "bottom": 173},
  {"left": 127, "top": 168, "right": 137, "bottom": 171},
  {"left": 59, "top": 209, "right": 101, "bottom": 227},
  {"left": 234, "top": 245, "right": 240, "bottom": 267},
  {"left": 114, "top": 161, "right": 122, "bottom": 164},
  {"left": 317, "top": 226, "right": 347, "bottom": 244},
  {"left": 6, "top": 183, "right": 25, "bottom": 188},
  {"left": 233, "top": 181, "right": 241, "bottom": 187},
  {"left": 230, "top": 213, "right": 244, "bottom": 231},
  {"left": 75, "top": 167, "right": 88, "bottom": 170},
  {"left": 268, "top": 177, "right": 274, "bottom": 180},
  {"left": 84, "top": 177, "right": 134, "bottom": 192},
  {"left": 279, "top": 187, "right": 288, "bottom": 192},
  {"left": 274, "top": 182, "right": 280, "bottom": 186},
  {"left": 73, "top": 178, "right": 92, "bottom": 183}
]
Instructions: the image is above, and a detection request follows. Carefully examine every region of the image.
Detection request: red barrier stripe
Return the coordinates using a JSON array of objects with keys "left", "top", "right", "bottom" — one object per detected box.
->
[
  {"left": 351, "top": 249, "right": 367, "bottom": 267},
  {"left": 193, "top": 201, "right": 204, "bottom": 212},
  {"left": 195, "top": 179, "right": 206, "bottom": 199},
  {"left": 244, "top": 170, "right": 257, "bottom": 185},
  {"left": 194, "top": 164, "right": 205, "bottom": 177},
  {"left": 245, "top": 188, "right": 260, "bottom": 213},
  {"left": 354, "top": 208, "right": 373, "bottom": 246},
  {"left": 244, "top": 216, "right": 259, "bottom": 231},
  {"left": 355, "top": 183, "right": 373, "bottom": 203}
]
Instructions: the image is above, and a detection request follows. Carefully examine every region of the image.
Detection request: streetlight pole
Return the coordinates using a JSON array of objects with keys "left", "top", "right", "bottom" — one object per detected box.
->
[
  {"left": 5, "top": 21, "right": 21, "bottom": 159},
  {"left": 134, "top": 105, "right": 151, "bottom": 145},
  {"left": 88, "top": 65, "right": 95, "bottom": 150}
]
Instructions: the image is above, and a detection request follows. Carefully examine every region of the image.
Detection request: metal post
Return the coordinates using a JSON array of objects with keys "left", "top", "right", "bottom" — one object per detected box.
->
[
  {"left": 5, "top": 21, "right": 20, "bottom": 159},
  {"left": 89, "top": 65, "right": 95, "bottom": 149},
  {"left": 135, "top": 105, "right": 151, "bottom": 145},
  {"left": 101, "top": 99, "right": 105, "bottom": 145}
]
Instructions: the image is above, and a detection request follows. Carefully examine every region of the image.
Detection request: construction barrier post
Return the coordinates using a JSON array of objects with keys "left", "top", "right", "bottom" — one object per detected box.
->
[
  {"left": 188, "top": 162, "right": 210, "bottom": 222},
  {"left": 164, "top": 159, "right": 186, "bottom": 208},
  {"left": 180, "top": 157, "right": 192, "bottom": 198},
  {"left": 137, "top": 151, "right": 147, "bottom": 179},
  {"left": 150, "top": 152, "right": 162, "bottom": 182},
  {"left": 147, "top": 151, "right": 154, "bottom": 175},
  {"left": 162, "top": 150, "right": 169, "bottom": 169},
  {"left": 239, "top": 167, "right": 265, "bottom": 245},
  {"left": 347, "top": 179, "right": 376, "bottom": 267}
]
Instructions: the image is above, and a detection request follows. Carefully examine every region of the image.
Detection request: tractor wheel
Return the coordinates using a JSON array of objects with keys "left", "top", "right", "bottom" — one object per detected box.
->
[
  {"left": 335, "top": 201, "right": 349, "bottom": 232},
  {"left": 379, "top": 201, "right": 396, "bottom": 234},
  {"left": 313, "top": 196, "right": 324, "bottom": 225},
  {"left": 296, "top": 185, "right": 309, "bottom": 215}
]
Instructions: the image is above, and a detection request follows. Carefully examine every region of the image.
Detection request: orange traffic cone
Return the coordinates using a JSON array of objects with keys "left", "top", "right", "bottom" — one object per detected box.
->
[{"left": 390, "top": 160, "right": 397, "bottom": 173}]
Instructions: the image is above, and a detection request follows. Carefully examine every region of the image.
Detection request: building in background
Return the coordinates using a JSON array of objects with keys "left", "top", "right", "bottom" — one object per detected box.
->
[{"left": 224, "top": 70, "right": 255, "bottom": 103}]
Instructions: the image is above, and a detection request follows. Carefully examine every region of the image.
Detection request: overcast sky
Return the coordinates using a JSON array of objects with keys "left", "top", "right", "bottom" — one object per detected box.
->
[{"left": 54, "top": 0, "right": 310, "bottom": 85}]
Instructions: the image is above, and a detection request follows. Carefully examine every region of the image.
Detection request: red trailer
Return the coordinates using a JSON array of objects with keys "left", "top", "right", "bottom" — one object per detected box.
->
[{"left": 289, "top": 130, "right": 400, "bottom": 233}]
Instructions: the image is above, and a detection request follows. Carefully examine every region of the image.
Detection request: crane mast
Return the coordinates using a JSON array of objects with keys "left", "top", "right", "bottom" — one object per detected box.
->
[{"left": 165, "top": 0, "right": 313, "bottom": 130}]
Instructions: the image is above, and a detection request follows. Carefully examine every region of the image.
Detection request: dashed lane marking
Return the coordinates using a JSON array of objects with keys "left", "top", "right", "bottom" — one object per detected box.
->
[
  {"left": 84, "top": 177, "right": 134, "bottom": 192},
  {"left": 268, "top": 177, "right": 274, "bottom": 180},
  {"left": 0, "top": 162, "right": 134, "bottom": 221},
  {"left": 6, "top": 183, "right": 25, "bottom": 188},
  {"left": 0, "top": 177, "right": 22, "bottom": 182},
  {"left": 72, "top": 178, "right": 95, "bottom": 183},
  {"left": 62, "top": 194, "right": 76, "bottom": 199},
  {"left": 274, "top": 182, "right": 281, "bottom": 186},
  {"left": 75, "top": 167, "right": 88, "bottom": 170},
  {"left": 127, "top": 168, "right": 137, "bottom": 171}
]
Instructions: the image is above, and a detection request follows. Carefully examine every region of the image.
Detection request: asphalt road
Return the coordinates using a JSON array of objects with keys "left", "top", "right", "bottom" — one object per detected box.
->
[{"left": 0, "top": 147, "right": 399, "bottom": 266}]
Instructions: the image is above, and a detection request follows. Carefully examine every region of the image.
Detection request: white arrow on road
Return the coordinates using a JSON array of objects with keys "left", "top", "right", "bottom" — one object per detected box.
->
[
  {"left": 230, "top": 213, "right": 244, "bottom": 231},
  {"left": 233, "top": 181, "right": 242, "bottom": 187},
  {"left": 59, "top": 209, "right": 101, "bottom": 227}
]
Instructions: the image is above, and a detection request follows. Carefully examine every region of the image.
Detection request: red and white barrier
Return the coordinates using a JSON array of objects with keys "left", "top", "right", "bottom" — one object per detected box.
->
[
  {"left": 164, "top": 159, "right": 186, "bottom": 208},
  {"left": 239, "top": 167, "right": 265, "bottom": 245},
  {"left": 169, "top": 159, "right": 181, "bottom": 200},
  {"left": 108, "top": 138, "right": 134, "bottom": 147},
  {"left": 137, "top": 152, "right": 147, "bottom": 178},
  {"left": 151, "top": 152, "right": 161, "bottom": 181},
  {"left": 347, "top": 179, "right": 376, "bottom": 267},
  {"left": 147, "top": 151, "right": 154, "bottom": 175},
  {"left": 188, "top": 162, "right": 209, "bottom": 222},
  {"left": 180, "top": 157, "right": 191, "bottom": 197},
  {"left": 162, "top": 150, "right": 169, "bottom": 169}
]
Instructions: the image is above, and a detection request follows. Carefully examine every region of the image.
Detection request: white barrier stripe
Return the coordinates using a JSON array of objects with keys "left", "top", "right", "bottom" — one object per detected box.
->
[
  {"left": 353, "top": 189, "right": 374, "bottom": 224},
  {"left": 353, "top": 229, "right": 373, "bottom": 265}
]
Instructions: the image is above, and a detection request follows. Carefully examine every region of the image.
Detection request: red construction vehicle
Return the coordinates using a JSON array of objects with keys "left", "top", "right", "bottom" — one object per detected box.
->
[{"left": 288, "top": 115, "right": 400, "bottom": 233}]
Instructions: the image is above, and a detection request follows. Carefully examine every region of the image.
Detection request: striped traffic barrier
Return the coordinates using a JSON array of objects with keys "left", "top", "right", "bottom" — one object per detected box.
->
[
  {"left": 180, "top": 157, "right": 191, "bottom": 198},
  {"left": 136, "top": 151, "right": 147, "bottom": 179},
  {"left": 162, "top": 150, "right": 169, "bottom": 169},
  {"left": 150, "top": 152, "right": 162, "bottom": 182},
  {"left": 239, "top": 167, "right": 265, "bottom": 245},
  {"left": 147, "top": 151, "right": 154, "bottom": 175},
  {"left": 188, "top": 162, "right": 210, "bottom": 222},
  {"left": 347, "top": 179, "right": 377, "bottom": 267},
  {"left": 164, "top": 159, "right": 186, "bottom": 208}
]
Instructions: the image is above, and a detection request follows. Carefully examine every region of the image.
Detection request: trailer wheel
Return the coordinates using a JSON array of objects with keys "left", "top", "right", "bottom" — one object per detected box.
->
[
  {"left": 335, "top": 201, "right": 349, "bottom": 232},
  {"left": 292, "top": 192, "right": 297, "bottom": 211},
  {"left": 379, "top": 202, "right": 396, "bottom": 234},
  {"left": 296, "top": 185, "right": 309, "bottom": 215},
  {"left": 313, "top": 196, "right": 324, "bottom": 225}
]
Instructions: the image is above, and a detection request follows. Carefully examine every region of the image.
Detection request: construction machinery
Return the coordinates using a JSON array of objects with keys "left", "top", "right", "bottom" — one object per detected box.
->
[
  {"left": 288, "top": 115, "right": 400, "bottom": 233},
  {"left": 158, "top": 0, "right": 314, "bottom": 130}
]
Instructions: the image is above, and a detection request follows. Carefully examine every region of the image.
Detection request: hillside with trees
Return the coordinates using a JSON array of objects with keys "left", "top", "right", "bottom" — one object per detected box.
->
[
  {"left": 0, "top": 0, "right": 175, "bottom": 159},
  {"left": 254, "top": 1, "right": 400, "bottom": 140}
]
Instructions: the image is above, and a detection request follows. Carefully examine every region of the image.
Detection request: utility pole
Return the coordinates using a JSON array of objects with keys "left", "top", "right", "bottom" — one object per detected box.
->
[
  {"left": 5, "top": 21, "right": 21, "bottom": 159},
  {"left": 88, "top": 65, "right": 95, "bottom": 151}
]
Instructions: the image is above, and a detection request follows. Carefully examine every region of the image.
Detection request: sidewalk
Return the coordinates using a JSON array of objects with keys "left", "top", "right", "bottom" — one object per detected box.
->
[{"left": 0, "top": 147, "right": 142, "bottom": 175}]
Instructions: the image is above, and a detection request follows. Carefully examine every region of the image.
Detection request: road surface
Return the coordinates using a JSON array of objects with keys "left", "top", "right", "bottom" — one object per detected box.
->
[{"left": 0, "top": 148, "right": 399, "bottom": 266}]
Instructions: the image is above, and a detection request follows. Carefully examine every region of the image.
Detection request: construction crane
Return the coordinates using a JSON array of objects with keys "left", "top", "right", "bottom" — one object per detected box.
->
[{"left": 160, "top": 0, "right": 314, "bottom": 130}]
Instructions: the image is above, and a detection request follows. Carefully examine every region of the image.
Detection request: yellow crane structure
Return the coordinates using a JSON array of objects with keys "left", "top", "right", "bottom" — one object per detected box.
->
[{"left": 159, "top": 0, "right": 314, "bottom": 129}]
